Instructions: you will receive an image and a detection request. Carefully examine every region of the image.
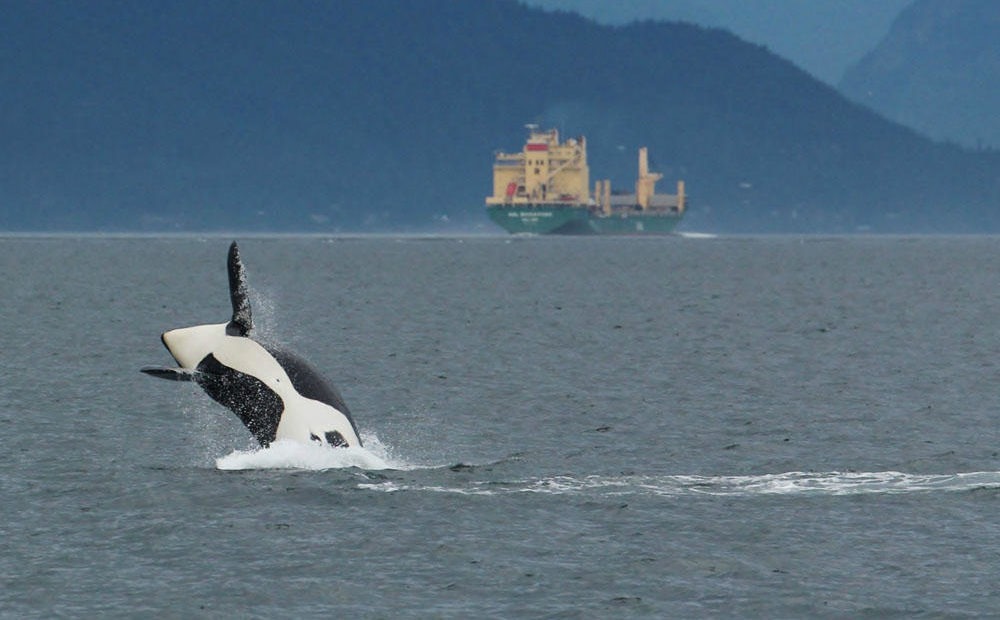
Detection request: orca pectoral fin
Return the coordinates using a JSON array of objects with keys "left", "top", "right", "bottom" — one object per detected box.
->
[{"left": 141, "top": 366, "right": 197, "bottom": 381}]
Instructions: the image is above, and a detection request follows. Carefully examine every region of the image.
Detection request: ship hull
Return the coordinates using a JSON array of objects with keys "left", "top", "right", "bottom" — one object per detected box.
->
[{"left": 487, "top": 205, "right": 682, "bottom": 235}]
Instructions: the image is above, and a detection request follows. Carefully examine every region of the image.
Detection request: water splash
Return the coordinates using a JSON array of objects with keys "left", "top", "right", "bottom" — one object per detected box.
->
[
  {"left": 247, "top": 284, "right": 279, "bottom": 343},
  {"left": 214, "top": 433, "right": 419, "bottom": 471},
  {"left": 357, "top": 470, "right": 1000, "bottom": 497},
  {"left": 677, "top": 231, "right": 718, "bottom": 239}
]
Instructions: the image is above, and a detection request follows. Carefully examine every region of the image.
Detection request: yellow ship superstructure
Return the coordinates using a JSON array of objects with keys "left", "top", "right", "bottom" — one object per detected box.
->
[
  {"left": 486, "top": 125, "right": 686, "bottom": 235},
  {"left": 487, "top": 126, "right": 590, "bottom": 207}
]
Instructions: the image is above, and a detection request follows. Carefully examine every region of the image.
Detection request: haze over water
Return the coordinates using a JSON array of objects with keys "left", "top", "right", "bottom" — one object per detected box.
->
[{"left": 3, "top": 235, "right": 1000, "bottom": 616}]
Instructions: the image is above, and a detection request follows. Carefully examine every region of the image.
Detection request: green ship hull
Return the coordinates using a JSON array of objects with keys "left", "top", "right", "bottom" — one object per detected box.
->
[{"left": 487, "top": 205, "right": 682, "bottom": 235}]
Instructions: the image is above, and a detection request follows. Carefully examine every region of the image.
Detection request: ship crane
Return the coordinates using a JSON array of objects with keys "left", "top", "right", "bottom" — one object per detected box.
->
[{"left": 635, "top": 147, "right": 663, "bottom": 210}]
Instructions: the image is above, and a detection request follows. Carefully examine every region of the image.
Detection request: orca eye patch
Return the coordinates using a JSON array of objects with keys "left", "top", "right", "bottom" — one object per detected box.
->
[
  {"left": 325, "top": 431, "right": 348, "bottom": 448},
  {"left": 308, "top": 431, "right": 349, "bottom": 448}
]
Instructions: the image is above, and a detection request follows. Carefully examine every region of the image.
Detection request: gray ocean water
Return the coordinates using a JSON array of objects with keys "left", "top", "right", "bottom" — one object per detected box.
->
[{"left": 3, "top": 235, "right": 1000, "bottom": 617}]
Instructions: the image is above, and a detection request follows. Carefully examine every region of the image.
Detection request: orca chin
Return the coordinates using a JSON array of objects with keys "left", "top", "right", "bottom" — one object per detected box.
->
[{"left": 143, "top": 241, "right": 363, "bottom": 450}]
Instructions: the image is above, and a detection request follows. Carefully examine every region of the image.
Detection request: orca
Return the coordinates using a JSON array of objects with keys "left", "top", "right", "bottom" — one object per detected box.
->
[{"left": 141, "top": 241, "right": 363, "bottom": 449}]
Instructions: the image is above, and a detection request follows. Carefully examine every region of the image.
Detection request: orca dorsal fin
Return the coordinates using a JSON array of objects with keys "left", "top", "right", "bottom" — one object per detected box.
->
[{"left": 226, "top": 241, "right": 253, "bottom": 337}]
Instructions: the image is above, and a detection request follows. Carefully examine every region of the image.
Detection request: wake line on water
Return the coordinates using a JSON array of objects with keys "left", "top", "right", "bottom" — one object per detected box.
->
[
  {"left": 358, "top": 471, "right": 1000, "bottom": 497},
  {"left": 209, "top": 441, "right": 1000, "bottom": 497},
  {"left": 677, "top": 231, "right": 717, "bottom": 239}
]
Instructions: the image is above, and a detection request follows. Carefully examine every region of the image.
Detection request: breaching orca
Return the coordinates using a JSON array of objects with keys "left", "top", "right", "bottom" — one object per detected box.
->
[{"left": 141, "top": 241, "right": 363, "bottom": 449}]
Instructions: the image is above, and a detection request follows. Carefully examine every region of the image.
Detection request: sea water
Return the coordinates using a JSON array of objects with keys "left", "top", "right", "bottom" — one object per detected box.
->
[{"left": 2, "top": 234, "right": 1000, "bottom": 617}]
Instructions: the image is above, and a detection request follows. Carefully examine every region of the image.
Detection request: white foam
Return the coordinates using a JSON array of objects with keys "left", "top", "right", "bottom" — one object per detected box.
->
[
  {"left": 629, "top": 471, "right": 1000, "bottom": 496},
  {"left": 214, "top": 434, "right": 416, "bottom": 471},
  {"left": 678, "top": 231, "right": 718, "bottom": 239},
  {"left": 355, "top": 470, "right": 1000, "bottom": 497}
]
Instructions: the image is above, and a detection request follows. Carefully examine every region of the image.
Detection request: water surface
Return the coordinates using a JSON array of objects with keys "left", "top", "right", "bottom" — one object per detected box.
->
[{"left": 2, "top": 235, "right": 1000, "bottom": 617}]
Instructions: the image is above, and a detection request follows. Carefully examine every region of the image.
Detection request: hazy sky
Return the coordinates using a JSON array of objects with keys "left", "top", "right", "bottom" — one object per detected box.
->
[{"left": 522, "top": 0, "right": 912, "bottom": 84}]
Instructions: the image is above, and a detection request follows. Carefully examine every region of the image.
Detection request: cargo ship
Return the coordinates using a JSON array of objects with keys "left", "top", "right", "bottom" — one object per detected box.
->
[{"left": 485, "top": 125, "right": 685, "bottom": 235}]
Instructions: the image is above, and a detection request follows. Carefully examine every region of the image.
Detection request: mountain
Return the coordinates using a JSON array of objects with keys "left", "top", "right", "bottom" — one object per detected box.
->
[
  {"left": 523, "top": 0, "right": 912, "bottom": 85},
  {"left": 839, "top": 0, "right": 1000, "bottom": 151},
  {"left": 1, "top": 0, "right": 998, "bottom": 233}
]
